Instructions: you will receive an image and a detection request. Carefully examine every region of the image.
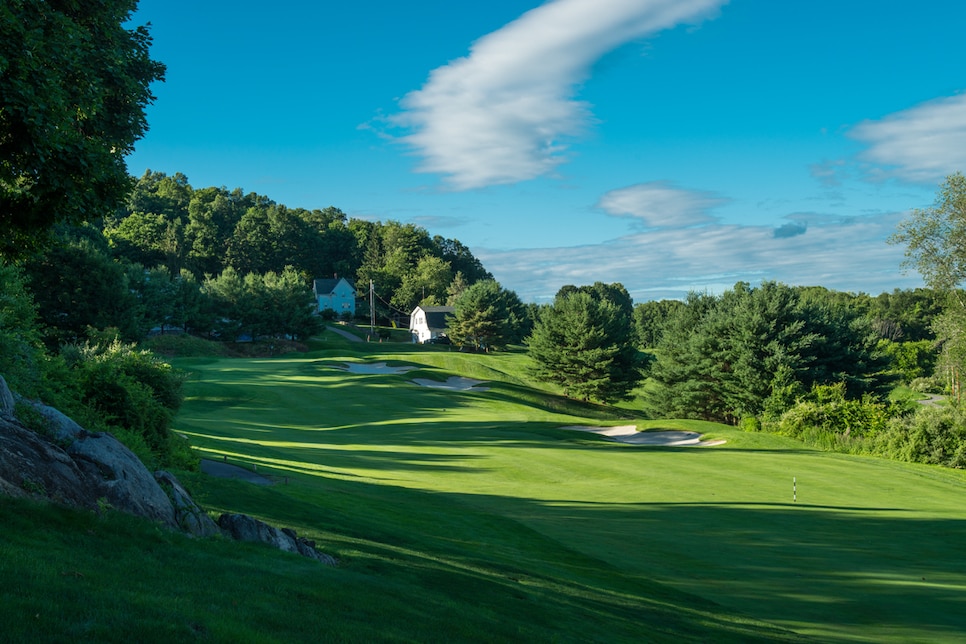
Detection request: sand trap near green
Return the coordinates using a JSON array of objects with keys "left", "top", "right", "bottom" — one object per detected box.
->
[
  {"left": 561, "top": 425, "right": 725, "bottom": 446},
  {"left": 335, "top": 362, "right": 417, "bottom": 375},
  {"left": 410, "top": 376, "right": 490, "bottom": 391}
]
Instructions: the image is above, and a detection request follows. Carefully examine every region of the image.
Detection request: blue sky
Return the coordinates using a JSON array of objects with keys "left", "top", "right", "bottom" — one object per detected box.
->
[{"left": 126, "top": 0, "right": 966, "bottom": 302}]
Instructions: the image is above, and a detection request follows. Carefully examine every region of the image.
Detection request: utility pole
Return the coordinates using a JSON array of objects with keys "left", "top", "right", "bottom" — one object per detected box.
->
[{"left": 370, "top": 279, "right": 375, "bottom": 337}]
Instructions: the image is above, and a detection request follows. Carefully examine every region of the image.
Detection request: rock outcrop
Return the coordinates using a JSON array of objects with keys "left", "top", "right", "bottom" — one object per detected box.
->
[
  {"left": 155, "top": 470, "right": 221, "bottom": 538},
  {"left": 0, "top": 374, "right": 337, "bottom": 564},
  {"left": 0, "top": 412, "right": 98, "bottom": 507},
  {"left": 219, "top": 513, "right": 338, "bottom": 566}
]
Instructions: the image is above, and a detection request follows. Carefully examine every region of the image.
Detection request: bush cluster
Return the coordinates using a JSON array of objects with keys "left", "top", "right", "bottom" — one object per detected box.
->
[
  {"left": 1, "top": 265, "right": 193, "bottom": 469},
  {"left": 766, "top": 383, "right": 901, "bottom": 453},
  {"left": 764, "top": 382, "right": 966, "bottom": 469},
  {"left": 61, "top": 336, "right": 190, "bottom": 468}
]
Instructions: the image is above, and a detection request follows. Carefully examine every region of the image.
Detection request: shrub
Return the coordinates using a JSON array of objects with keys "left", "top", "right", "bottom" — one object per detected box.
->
[
  {"left": 141, "top": 333, "right": 231, "bottom": 358},
  {"left": 63, "top": 336, "right": 187, "bottom": 467},
  {"left": 880, "top": 339, "right": 938, "bottom": 383},
  {"left": 909, "top": 376, "right": 944, "bottom": 394},
  {"left": 874, "top": 406, "right": 966, "bottom": 468},
  {"left": 766, "top": 383, "right": 900, "bottom": 452}
]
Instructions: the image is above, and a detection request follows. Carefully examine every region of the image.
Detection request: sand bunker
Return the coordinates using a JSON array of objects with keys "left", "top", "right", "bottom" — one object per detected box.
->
[
  {"left": 337, "top": 362, "right": 417, "bottom": 375},
  {"left": 333, "top": 362, "right": 488, "bottom": 390},
  {"left": 561, "top": 425, "right": 725, "bottom": 447},
  {"left": 411, "top": 376, "right": 490, "bottom": 392}
]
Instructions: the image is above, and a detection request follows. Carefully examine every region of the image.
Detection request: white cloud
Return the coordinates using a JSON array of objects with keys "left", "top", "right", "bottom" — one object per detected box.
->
[
  {"left": 596, "top": 182, "right": 723, "bottom": 227},
  {"left": 809, "top": 159, "right": 847, "bottom": 188},
  {"left": 479, "top": 211, "right": 919, "bottom": 302},
  {"left": 850, "top": 93, "right": 966, "bottom": 183},
  {"left": 394, "top": 0, "right": 726, "bottom": 190}
]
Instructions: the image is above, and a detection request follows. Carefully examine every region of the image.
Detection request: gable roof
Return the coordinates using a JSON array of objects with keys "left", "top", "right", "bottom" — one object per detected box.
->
[
  {"left": 414, "top": 305, "right": 454, "bottom": 331},
  {"left": 313, "top": 277, "right": 354, "bottom": 296}
]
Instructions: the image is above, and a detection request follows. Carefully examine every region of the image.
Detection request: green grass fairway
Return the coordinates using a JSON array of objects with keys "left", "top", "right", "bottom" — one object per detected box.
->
[
  {"left": 5, "top": 337, "right": 966, "bottom": 642},
  {"left": 165, "top": 341, "right": 966, "bottom": 642}
]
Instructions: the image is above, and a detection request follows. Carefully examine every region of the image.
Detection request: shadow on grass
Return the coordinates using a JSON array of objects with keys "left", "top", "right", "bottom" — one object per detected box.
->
[
  {"left": 521, "top": 499, "right": 966, "bottom": 642},
  {"left": 189, "top": 467, "right": 966, "bottom": 643},
  {"left": 179, "top": 473, "right": 805, "bottom": 644}
]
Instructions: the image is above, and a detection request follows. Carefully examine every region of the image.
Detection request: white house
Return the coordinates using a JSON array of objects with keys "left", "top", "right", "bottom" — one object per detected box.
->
[
  {"left": 410, "top": 305, "right": 454, "bottom": 343},
  {"left": 314, "top": 277, "right": 356, "bottom": 317}
]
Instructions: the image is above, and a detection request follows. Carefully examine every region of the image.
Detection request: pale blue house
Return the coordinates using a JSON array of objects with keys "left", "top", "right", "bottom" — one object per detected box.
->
[{"left": 314, "top": 277, "right": 356, "bottom": 317}]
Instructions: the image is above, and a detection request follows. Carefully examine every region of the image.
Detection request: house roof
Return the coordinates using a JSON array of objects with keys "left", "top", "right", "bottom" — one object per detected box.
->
[
  {"left": 313, "top": 277, "right": 354, "bottom": 295},
  {"left": 413, "top": 305, "right": 454, "bottom": 331}
]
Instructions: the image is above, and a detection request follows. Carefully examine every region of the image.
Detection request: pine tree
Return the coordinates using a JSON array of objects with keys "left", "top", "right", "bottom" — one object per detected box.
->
[{"left": 528, "top": 286, "right": 642, "bottom": 403}]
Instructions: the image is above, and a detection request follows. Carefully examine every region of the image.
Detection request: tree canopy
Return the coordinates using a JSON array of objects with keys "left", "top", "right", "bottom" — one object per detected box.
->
[
  {"left": 0, "top": 0, "right": 165, "bottom": 255},
  {"left": 447, "top": 280, "right": 525, "bottom": 351},
  {"left": 647, "top": 281, "right": 894, "bottom": 423},
  {"left": 890, "top": 173, "right": 966, "bottom": 394},
  {"left": 528, "top": 283, "right": 642, "bottom": 403},
  {"left": 890, "top": 172, "right": 966, "bottom": 294}
]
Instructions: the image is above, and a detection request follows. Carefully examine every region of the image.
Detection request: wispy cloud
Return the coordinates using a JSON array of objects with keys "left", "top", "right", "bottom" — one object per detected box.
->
[
  {"left": 409, "top": 215, "right": 471, "bottom": 230},
  {"left": 809, "top": 159, "right": 847, "bottom": 188},
  {"left": 596, "top": 182, "right": 724, "bottom": 227},
  {"left": 393, "top": 0, "right": 727, "bottom": 190},
  {"left": 850, "top": 93, "right": 966, "bottom": 183},
  {"left": 480, "top": 211, "right": 916, "bottom": 302}
]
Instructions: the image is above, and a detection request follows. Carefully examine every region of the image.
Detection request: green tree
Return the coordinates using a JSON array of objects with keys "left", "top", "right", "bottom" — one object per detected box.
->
[
  {"left": 131, "top": 265, "right": 176, "bottom": 335},
  {"left": 202, "top": 267, "right": 319, "bottom": 342},
  {"left": 184, "top": 187, "right": 244, "bottom": 276},
  {"left": 105, "top": 211, "right": 176, "bottom": 270},
  {"left": 647, "top": 282, "right": 893, "bottom": 423},
  {"left": 528, "top": 285, "right": 642, "bottom": 403},
  {"left": 879, "top": 339, "right": 938, "bottom": 383},
  {"left": 890, "top": 175, "right": 966, "bottom": 397},
  {"left": 448, "top": 280, "right": 524, "bottom": 351},
  {"left": 393, "top": 255, "right": 453, "bottom": 312},
  {"left": 297, "top": 206, "right": 359, "bottom": 279},
  {"left": 0, "top": 262, "right": 45, "bottom": 395},
  {"left": 0, "top": 1, "right": 165, "bottom": 255},
  {"left": 446, "top": 271, "right": 471, "bottom": 305},
  {"left": 22, "top": 228, "right": 142, "bottom": 345},
  {"left": 890, "top": 173, "right": 966, "bottom": 293},
  {"left": 867, "top": 288, "right": 944, "bottom": 342},
  {"left": 432, "top": 236, "right": 492, "bottom": 284},
  {"left": 203, "top": 267, "right": 249, "bottom": 340},
  {"left": 634, "top": 299, "right": 685, "bottom": 348}
]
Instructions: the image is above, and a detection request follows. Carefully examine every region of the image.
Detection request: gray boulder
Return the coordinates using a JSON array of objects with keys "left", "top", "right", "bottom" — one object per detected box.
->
[
  {"left": 66, "top": 431, "right": 178, "bottom": 528},
  {"left": 218, "top": 513, "right": 338, "bottom": 566},
  {"left": 0, "top": 373, "right": 180, "bottom": 529},
  {"left": 28, "top": 400, "right": 86, "bottom": 442},
  {"left": 0, "top": 415, "right": 97, "bottom": 507},
  {"left": 155, "top": 470, "right": 220, "bottom": 537},
  {"left": 0, "top": 375, "right": 14, "bottom": 417},
  {"left": 0, "top": 373, "right": 337, "bottom": 565}
]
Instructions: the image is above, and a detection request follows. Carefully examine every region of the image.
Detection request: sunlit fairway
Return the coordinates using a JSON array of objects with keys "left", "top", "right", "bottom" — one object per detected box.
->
[
  {"left": 150, "top": 334, "right": 966, "bottom": 643},
  {"left": 9, "top": 331, "right": 965, "bottom": 642}
]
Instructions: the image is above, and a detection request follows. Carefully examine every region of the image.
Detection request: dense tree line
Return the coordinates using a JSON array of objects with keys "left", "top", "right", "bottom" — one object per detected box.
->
[
  {"left": 646, "top": 281, "right": 895, "bottom": 424},
  {"left": 6, "top": 169, "right": 497, "bottom": 348},
  {"left": 101, "top": 170, "right": 492, "bottom": 323},
  {"left": 635, "top": 287, "right": 945, "bottom": 351}
]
